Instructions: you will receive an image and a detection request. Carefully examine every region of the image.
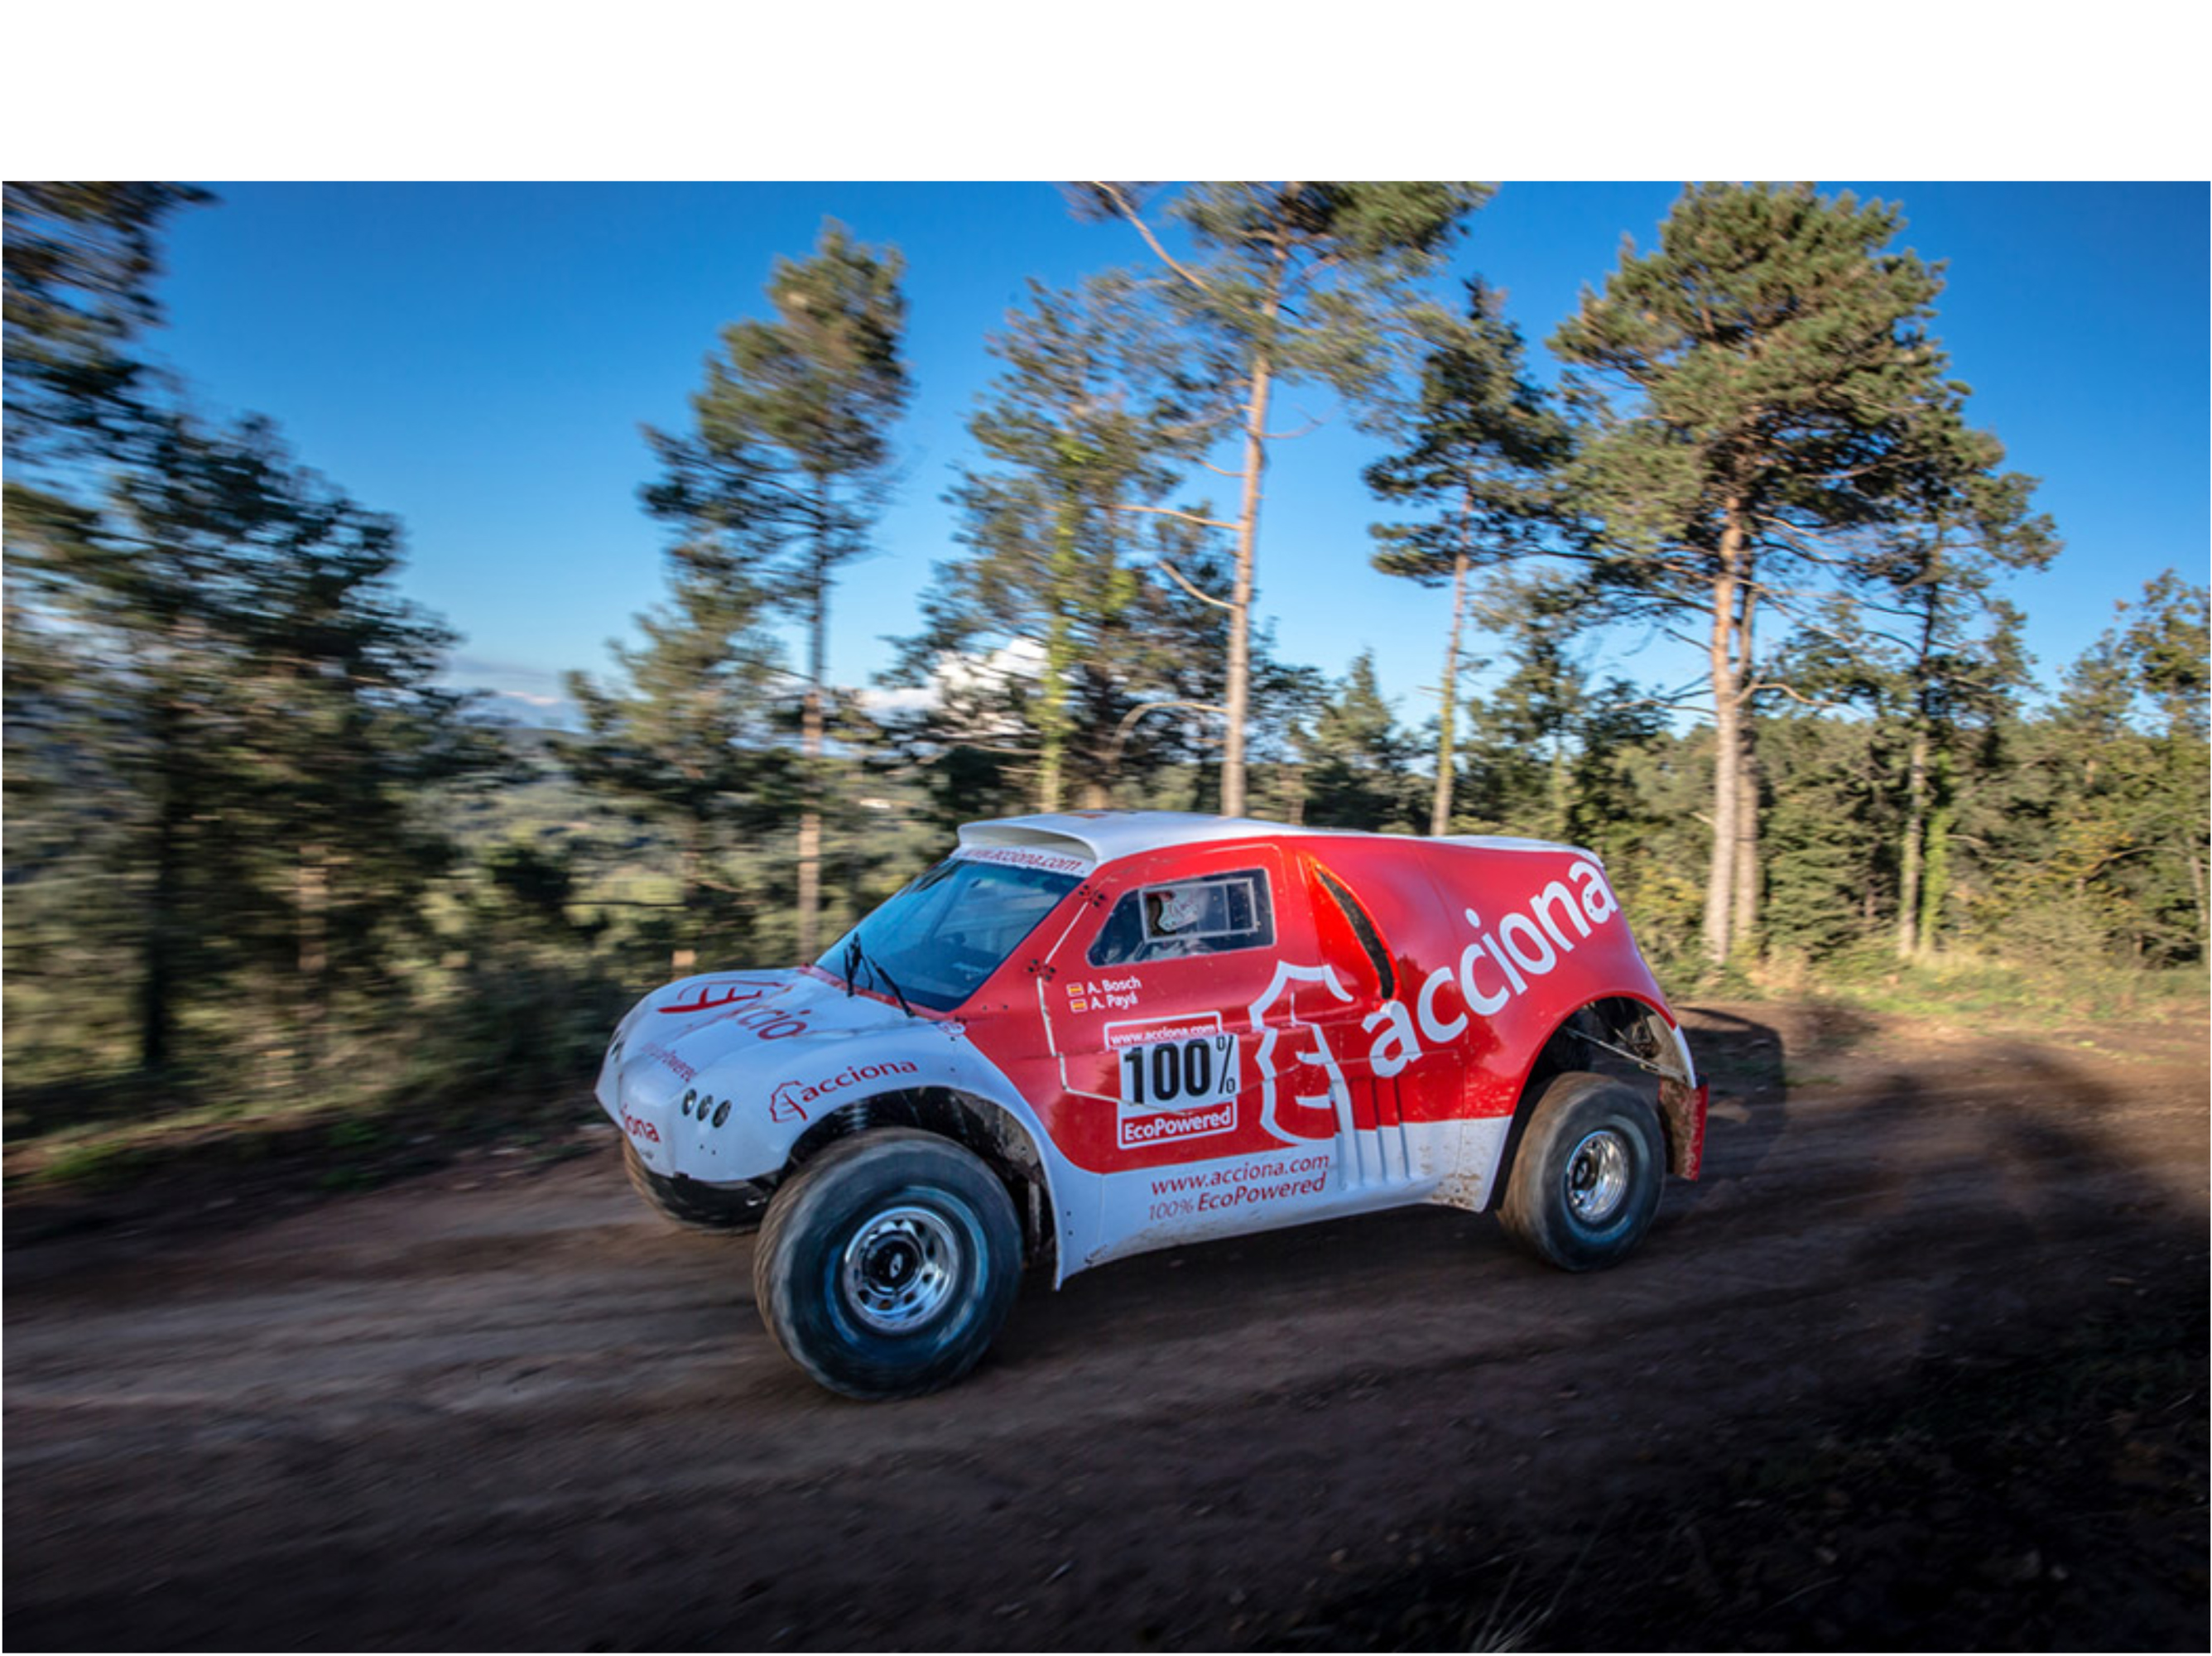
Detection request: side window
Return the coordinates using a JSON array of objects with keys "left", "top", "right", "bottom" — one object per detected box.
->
[{"left": 1088, "top": 868, "right": 1275, "bottom": 967}]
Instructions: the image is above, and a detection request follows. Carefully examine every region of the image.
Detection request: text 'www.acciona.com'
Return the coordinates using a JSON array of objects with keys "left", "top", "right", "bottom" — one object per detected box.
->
[{"left": 1144, "top": 1153, "right": 1334, "bottom": 1220}]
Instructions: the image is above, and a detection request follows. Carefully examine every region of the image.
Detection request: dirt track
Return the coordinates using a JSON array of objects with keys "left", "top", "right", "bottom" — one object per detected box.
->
[{"left": 7, "top": 1002, "right": 2207, "bottom": 1650}]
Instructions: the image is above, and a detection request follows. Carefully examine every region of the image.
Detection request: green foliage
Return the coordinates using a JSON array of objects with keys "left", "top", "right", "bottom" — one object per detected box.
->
[
  {"left": 1970, "top": 575, "right": 2210, "bottom": 968},
  {"left": 1152, "top": 181, "right": 1493, "bottom": 410},
  {"left": 1296, "top": 652, "right": 1425, "bottom": 833},
  {"left": 1556, "top": 184, "right": 1945, "bottom": 528},
  {"left": 1551, "top": 182, "right": 2054, "bottom": 965},
  {"left": 560, "top": 545, "right": 790, "bottom": 935},
  {"left": 1757, "top": 714, "right": 1890, "bottom": 957},
  {"left": 8, "top": 180, "right": 2200, "bottom": 1201},
  {"left": 640, "top": 219, "right": 911, "bottom": 672},
  {"left": 1366, "top": 278, "right": 1575, "bottom": 583},
  {"left": 894, "top": 276, "right": 1226, "bottom": 811},
  {"left": 1364, "top": 280, "right": 1578, "bottom": 833},
  {"left": 7, "top": 409, "right": 482, "bottom": 1076},
  {"left": 633, "top": 219, "right": 911, "bottom": 955},
  {"left": 1078, "top": 181, "right": 1490, "bottom": 814},
  {"left": 2, "top": 181, "right": 211, "bottom": 462}
]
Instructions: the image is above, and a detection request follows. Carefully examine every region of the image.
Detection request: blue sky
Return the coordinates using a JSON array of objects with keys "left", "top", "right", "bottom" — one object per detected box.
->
[{"left": 147, "top": 181, "right": 2209, "bottom": 727}]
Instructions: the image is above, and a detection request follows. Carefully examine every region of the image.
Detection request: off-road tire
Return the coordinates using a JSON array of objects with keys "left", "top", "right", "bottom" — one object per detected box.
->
[
  {"left": 753, "top": 1128, "right": 1022, "bottom": 1400},
  {"left": 624, "top": 1140, "right": 767, "bottom": 1233},
  {"left": 1500, "top": 1071, "right": 1666, "bottom": 1272}
]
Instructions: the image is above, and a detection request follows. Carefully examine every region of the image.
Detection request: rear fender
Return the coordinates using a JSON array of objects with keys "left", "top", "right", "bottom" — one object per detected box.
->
[{"left": 1466, "top": 994, "right": 1705, "bottom": 1212}]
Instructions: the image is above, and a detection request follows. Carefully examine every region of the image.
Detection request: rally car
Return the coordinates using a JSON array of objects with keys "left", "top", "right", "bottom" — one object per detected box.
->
[{"left": 596, "top": 811, "right": 1706, "bottom": 1399}]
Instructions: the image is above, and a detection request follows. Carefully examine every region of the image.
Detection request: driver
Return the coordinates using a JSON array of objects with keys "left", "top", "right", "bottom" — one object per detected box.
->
[{"left": 1142, "top": 885, "right": 1206, "bottom": 958}]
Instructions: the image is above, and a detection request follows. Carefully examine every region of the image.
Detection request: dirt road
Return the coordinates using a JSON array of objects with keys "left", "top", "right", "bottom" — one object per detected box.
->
[{"left": 7, "top": 1003, "right": 2206, "bottom": 1650}]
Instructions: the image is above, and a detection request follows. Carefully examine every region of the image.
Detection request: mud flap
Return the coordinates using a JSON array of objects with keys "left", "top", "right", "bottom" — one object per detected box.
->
[{"left": 1657, "top": 1078, "right": 1709, "bottom": 1180}]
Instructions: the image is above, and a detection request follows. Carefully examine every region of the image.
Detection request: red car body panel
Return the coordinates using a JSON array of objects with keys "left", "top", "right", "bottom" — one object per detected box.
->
[{"left": 598, "top": 814, "right": 1702, "bottom": 1282}]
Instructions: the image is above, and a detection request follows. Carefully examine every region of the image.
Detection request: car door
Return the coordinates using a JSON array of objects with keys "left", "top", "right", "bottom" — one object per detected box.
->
[{"left": 1035, "top": 841, "right": 1303, "bottom": 1177}]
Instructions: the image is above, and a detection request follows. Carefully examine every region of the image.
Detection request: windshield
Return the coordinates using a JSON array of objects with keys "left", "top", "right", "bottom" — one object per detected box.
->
[{"left": 817, "top": 856, "right": 1080, "bottom": 1013}]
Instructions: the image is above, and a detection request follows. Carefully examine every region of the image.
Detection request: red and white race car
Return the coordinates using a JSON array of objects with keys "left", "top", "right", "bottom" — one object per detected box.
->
[{"left": 597, "top": 811, "right": 1706, "bottom": 1398}]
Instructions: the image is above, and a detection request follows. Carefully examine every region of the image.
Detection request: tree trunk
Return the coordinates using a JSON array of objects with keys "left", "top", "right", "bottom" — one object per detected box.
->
[
  {"left": 1431, "top": 540, "right": 1469, "bottom": 837},
  {"left": 1221, "top": 242, "right": 1289, "bottom": 821},
  {"left": 296, "top": 841, "right": 329, "bottom": 1076},
  {"left": 1550, "top": 737, "right": 1573, "bottom": 845},
  {"left": 680, "top": 814, "right": 702, "bottom": 917},
  {"left": 1036, "top": 480, "right": 1082, "bottom": 813},
  {"left": 139, "top": 711, "right": 185, "bottom": 1072},
  {"left": 1897, "top": 721, "right": 1930, "bottom": 960},
  {"left": 1700, "top": 505, "right": 1748, "bottom": 965},
  {"left": 1732, "top": 728, "right": 1759, "bottom": 952},
  {"left": 1918, "top": 800, "right": 1951, "bottom": 954},
  {"left": 1730, "top": 578, "right": 1760, "bottom": 955},
  {"left": 796, "top": 513, "right": 828, "bottom": 961},
  {"left": 1897, "top": 590, "right": 1940, "bottom": 960},
  {"left": 796, "top": 794, "right": 820, "bottom": 959}
]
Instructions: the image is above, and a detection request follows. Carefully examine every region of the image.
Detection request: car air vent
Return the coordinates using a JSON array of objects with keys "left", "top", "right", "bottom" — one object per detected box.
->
[{"left": 1314, "top": 865, "right": 1395, "bottom": 999}]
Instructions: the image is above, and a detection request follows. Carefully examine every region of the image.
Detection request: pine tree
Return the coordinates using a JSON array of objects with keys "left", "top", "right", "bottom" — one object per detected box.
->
[
  {"left": 1468, "top": 575, "right": 1593, "bottom": 843},
  {"left": 1365, "top": 279, "right": 1574, "bottom": 834},
  {"left": 1756, "top": 710, "right": 1893, "bottom": 959},
  {"left": 2113, "top": 572, "right": 2210, "bottom": 956},
  {"left": 892, "top": 520, "right": 1253, "bottom": 818},
  {"left": 6, "top": 182, "right": 212, "bottom": 906},
  {"left": 1297, "top": 651, "right": 1424, "bottom": 833},
  {"left": 2, "top": 181, "right": 209, "bottom": 464},
  {"left": 1552, "top": 182, "right": 2049, "bottom": 965},
  {"left": 561, "top": 546, "right": 788, "bottom": 941},
  {"left": 214, "top": 429, "right": 483, "bottom": 1066},
  {"left": 903, "top": 276, "right": 1205, "bottom": 810},
  {"left": 1076, "top": 181, "right": 1490, "bottom": 817},
  {"left": 1848, "top": 469, "right": 2056, "bottom": 956},
  {"left": 12, "top": 411, "right": 473, "bottom": 1073},
  {"left": 642, "top": 221, "right": 910, "bottom": 958},
  {"left": 2013, "top": 575, "right": 2210, "bottom": 962}
]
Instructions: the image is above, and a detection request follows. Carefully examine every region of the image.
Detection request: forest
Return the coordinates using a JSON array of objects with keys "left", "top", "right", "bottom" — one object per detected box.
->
[{"left": 5, "top": 181, "right": 2205, "bottom": 1167}]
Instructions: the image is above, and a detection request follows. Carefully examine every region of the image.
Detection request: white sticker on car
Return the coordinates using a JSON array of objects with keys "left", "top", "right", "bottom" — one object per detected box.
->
[{"left": 1116, "top": 1033, "right": 1240, "bottom": 1151}]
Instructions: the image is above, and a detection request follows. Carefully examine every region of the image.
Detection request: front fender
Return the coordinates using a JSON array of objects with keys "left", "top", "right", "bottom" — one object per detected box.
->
[{"left": 597, "top": 984, "right": 1095, "bottom": 1283}]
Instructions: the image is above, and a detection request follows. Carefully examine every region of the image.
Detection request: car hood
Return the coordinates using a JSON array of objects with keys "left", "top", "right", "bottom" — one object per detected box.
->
[
  {"left": 611, "top": 968, "right": 960, "bottom": 1079},
  {"left": 600, "top": 969, "right": 981, "bottom": 1179}
]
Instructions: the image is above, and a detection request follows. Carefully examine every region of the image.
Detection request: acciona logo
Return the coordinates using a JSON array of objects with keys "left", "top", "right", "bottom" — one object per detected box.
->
[
  {"left": 1361, "top": 858, "right": 1624, "bottom": 1079},
  {"left": 1253, "top": 859, "right": 1628, "bottom": 1143},
  {"left": 767, "top": 1059, "right": 921, "bottom": 1124}
]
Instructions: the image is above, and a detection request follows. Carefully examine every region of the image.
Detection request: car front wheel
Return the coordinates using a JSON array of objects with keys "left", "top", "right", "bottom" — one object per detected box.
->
[
  {"left": 752, "top": 1128, "right": 1022, "bottom": 1399},
  {"left": 1499, "top": 1071, "right": 1666, "bottom": 1272}
]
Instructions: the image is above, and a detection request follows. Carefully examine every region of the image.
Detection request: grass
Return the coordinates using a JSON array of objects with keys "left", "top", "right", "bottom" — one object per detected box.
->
[
  {"left": 3, "top": 1049, "right": 599, "bottom": 1200},
  {"left": 1797, "top": 951, "right": 2206, "bottom": 1029},
  {"left": 1671, "top": 943, "right": 2210, "bottom": 1035},
  {"left": 34, "top": 1138, "right": 158, "bottom": 1191},
  {"left": 2, "top": 941, "right": 639, "bottom": 1197}
]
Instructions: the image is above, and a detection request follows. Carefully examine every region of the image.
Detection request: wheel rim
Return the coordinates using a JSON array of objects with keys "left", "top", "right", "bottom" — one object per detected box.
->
[
  {"left": 839, "top": 1204, "right": 963, "bottom": 1332},
  {"left": 1564, "top": 1129, "right": 1630, "bottom": 1225}
]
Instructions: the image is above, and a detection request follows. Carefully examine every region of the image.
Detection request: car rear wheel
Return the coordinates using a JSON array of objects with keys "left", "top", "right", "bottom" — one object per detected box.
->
[
  {"left": 624, "top": 1140, "right": 767, "bottom": 1232},
  {"left": 1499, "top": 1071, "right": 1665, "bottom": 1272},
  {"left": 752, "top": 1128, "right": 1022, "bottom": 1399}
]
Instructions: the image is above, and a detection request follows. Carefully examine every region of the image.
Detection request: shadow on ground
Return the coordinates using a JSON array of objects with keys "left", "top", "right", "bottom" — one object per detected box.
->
[{"left": 1260, "top": 1017, "right": 2209, "bottom": 1653}]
